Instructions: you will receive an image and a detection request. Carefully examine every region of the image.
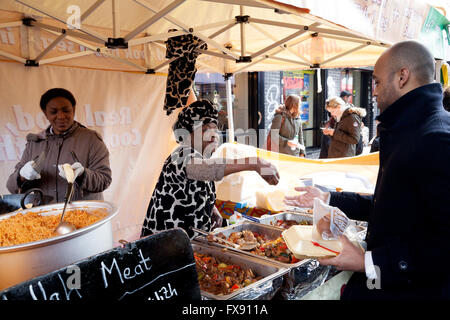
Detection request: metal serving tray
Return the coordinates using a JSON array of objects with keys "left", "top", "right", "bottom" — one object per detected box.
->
[
  {"left": 195, "top": 223, "right": 336, "bottom": 300},
  {"left": 257, "top": 211, "right": 313, "bottom": 229},
  {"left": 191, "top": 241, "right": 288, "bottom": 300},
  {"left": 201, "top": 222, "right": 311, "bottom": 269}
]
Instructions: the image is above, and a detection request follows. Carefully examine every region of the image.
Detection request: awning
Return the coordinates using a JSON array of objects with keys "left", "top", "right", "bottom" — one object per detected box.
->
[{"left": 0, "top": 0, "right": 447, "bottom": 75}]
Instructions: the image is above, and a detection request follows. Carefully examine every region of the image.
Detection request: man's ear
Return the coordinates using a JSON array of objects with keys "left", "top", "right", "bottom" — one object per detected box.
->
[{"left": 398, "top": 67, "right": 410, "bottom": 89}]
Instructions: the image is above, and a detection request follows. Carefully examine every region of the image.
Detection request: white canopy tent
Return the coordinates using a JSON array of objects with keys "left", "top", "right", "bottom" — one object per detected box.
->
[
  {"left": 0, "top": 0, "right": 397, "bottom": 72},
  {"left": 0, "top": 0, "right": 446, "bottom": 241},
  {"left": 0, "top": 0, "right": 445, "bottom": 139}
]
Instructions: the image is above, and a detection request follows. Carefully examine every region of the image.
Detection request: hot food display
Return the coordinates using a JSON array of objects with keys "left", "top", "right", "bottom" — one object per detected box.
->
[
  {"left": 191, "top": 242, "right": 288, "bottom": 300},
  {"left": 0, "top": 201, "right": 117, "bottom": 291},
  {"left": 258, "top": 212, "right": 313, "bottom": 229},
  {"left": 271, "top": 219, "right": 311, "bottom": 229},
  {"left": 194, "top": 251, "right": 263, "bottom": 295},
  {"left": 210, "top": 227, "right": 301, "bottom": 264},
  {"left": 0, "top": 208, "right": 107, "bottom": 247}
]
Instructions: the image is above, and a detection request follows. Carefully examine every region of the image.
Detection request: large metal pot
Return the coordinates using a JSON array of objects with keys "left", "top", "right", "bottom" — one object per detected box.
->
[{"left": 0, "top": 200, "right": 118, "bottom": 290}]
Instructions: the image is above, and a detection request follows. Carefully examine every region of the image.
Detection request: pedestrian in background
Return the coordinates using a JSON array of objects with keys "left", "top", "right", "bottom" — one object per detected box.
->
[
  {"left": 340, "top": 90, "right": 353, "bottom": 105},
  {"left": 267, "top": 94, "right": 306, "bottom": 157},
  {"left": 319, "top": 99, "right": 336, "bottom": 159},
  {"left": 322, "top": 97, "right": 366, "bottom": 158}
]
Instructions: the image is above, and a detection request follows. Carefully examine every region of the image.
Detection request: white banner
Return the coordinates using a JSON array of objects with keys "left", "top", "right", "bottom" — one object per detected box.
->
[
  {"left": 0, "top": 61, "right": 178, "bottom": 243},
  {"left": 275, "top": 0, "right": 430, "bottom": 44}
]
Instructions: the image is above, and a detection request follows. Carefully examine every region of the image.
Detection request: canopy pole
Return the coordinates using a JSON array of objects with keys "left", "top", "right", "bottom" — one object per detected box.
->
[
  {"left": 112, "top": 0, "right": 120, "bottom": 38},
  {"left": 240, "top": 6, "right": 246, "bottom": 57},
  {"left": 321, "top": 43, "right": 369, "bottom": 65},
  {"left": 16, "top": 0, "right": 108, "bottom": 43},
  {"left": 225, "top": 74, "right": 234, "bottom": 143},
  {"left": 0, "top": 21, "right": 22, "bottom": 28},
  {"left": 248, "top": 22, "right": 318, "bottom": 64},
  {"left": 0, "top": 49, "right": 26, "bottom": 64},
  {"left": 27, "top": 0, "right": 107, "bottom": 63},
  {"left": 124, "top": 0, "right": 185, "bottom": 42},
  {"left": 250, "top": 29, "right": 307, "bottom": 60},
  {"left": 39, "top": 51, "right": 95, "bottom": 65},
  {"left": 134, "top": 0, "right": 239, "bottom": 60}
]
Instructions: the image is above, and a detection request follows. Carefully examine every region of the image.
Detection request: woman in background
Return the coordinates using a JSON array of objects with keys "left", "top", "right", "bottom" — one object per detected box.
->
[
  {"left": 267, "top": 95, "right": 305, "bottom": 157},
  {"left": 319, "top": 99, "right": 336, "bottom": 159},
  {"left": 322, "top": 97, "right": 366, "bottom": 158}
]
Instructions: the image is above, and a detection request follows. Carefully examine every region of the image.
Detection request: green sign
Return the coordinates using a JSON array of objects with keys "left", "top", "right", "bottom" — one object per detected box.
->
[{"left": 420, "top": 7, "right": 449, "bottom": 60}]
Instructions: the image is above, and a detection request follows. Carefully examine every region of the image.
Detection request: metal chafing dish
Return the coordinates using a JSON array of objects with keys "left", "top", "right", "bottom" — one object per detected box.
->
[
  {"left": 0, "top": 200, "right": 118, "bottom": 290},
  {"left": 257, "top": 211, "right": 313, "bottom": 229},
  {"left": 197, "top": 222, "right": 331, "bottom": 300},
  {"left": 200, "top": 222, "right": 310, "bottom": 269},
  {"left": 260, "top": 210, "right": 367, "bottom": 241},
  {"left": 191, "top": 241, "right": 288, "bottom": 300}
]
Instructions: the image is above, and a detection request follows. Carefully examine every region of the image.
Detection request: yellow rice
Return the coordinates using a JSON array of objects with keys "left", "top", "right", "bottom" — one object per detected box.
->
[{"left": 0, "top": 209, "right": 107, "bottom": 247}]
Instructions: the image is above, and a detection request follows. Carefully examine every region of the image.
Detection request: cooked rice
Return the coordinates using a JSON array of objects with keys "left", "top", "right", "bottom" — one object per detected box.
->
[{"left": 0, "top": 209, "right": 107, "bottom": 247}]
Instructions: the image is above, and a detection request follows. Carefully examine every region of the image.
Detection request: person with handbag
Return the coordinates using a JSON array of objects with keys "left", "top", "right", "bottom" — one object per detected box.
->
[{"left": 267, "top": 95, "right": 306, "bottom": 157}]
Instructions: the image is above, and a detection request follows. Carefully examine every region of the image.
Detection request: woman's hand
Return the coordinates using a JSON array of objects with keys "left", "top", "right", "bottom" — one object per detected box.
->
[
  {"left": 211, "top": 206, "right": 223, "bottom": 229},
  {"left": 287, "top": 140, "right": 299, "bottom": 148},
  {"left": 255, "top": 158, "right": 280, "bottom": 185},
  {"left": 19, "top": 161, "right": 41, "bottom": 181},
  {"left": 58, "top": 162, "right": 85, "bottom": 180},
  {"left": 284, "top": 186, "right": 329, "bottom": 207},
  {"left": 322, "top": 128, "right": 334, "bottom": 136}
]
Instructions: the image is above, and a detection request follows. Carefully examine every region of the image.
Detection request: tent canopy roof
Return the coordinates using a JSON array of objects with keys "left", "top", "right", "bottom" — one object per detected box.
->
[{"left": 0, "top": 0, "right": 444, "bottom": 74}]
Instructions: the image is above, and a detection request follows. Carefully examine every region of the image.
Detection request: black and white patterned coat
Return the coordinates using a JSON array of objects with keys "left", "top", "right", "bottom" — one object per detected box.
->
[{"left": 140, "top": 146, "right": 215, "bottom": 239}]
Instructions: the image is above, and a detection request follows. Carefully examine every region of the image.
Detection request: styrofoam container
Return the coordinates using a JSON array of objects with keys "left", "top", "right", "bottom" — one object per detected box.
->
[{"left": 282, "top": 225, "right": 342, "bottom": 260}]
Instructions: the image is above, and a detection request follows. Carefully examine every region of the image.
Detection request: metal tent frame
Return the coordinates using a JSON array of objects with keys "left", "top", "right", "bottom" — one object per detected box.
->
[{"left": 1, "top": 0, "right": 394, "bottom": 141}]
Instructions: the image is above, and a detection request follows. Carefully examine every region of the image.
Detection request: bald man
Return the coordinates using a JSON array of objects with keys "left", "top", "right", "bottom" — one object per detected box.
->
[{"left": 285, "top": 41, "right": 450, "bottom": 300}]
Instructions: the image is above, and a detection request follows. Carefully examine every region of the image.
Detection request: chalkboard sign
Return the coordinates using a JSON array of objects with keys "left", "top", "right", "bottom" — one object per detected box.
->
[{"left": 0, "top": 228, "right": 201, "bottom": 301}]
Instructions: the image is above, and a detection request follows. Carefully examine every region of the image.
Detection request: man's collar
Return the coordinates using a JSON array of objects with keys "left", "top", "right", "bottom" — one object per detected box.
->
[{"left": 377, "top": 83, "right": 443, "bottom": 129}]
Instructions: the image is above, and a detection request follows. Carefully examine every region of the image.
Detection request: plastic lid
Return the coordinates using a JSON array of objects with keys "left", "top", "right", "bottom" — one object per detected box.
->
[{"left": 265, "top": 190, "right": 287, "bottom": 212}]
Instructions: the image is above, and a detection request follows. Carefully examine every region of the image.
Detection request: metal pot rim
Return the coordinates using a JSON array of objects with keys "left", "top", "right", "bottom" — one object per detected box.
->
[{"left": 0, "top": 200, "right": 118, "bottom": 252}]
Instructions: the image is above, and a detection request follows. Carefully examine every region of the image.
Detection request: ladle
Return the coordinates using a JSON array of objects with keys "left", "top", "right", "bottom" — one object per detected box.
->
[
  {"left": 55, "top": 164, "right": 76, "bottom": 235},
  {"left": 191, "top": 227, "right": 258, "bottom": 251}
]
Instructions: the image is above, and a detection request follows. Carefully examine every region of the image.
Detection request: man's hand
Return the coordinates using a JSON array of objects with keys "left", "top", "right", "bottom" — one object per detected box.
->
[
  {"left": 284, "top": 186, "right": 329, "bottom": 207},
  {"left": 256, "top": 158, "right": 280, "bottom": 185},
  {"left": 318, "top": 235, "right": 365, "bottom": 272}
]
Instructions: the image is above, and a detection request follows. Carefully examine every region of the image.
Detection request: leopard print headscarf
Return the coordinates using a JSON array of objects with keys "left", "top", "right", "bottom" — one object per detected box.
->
[
  {"left": 173, "top": 99, "right": 218, "bottom": 143},
  {"left": 164, "top": 33, "right": 207, "bottom": 115}
]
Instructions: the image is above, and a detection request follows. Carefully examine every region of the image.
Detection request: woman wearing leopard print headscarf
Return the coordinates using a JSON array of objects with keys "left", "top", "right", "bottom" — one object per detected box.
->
[{"left": 141, "top": 99, "right": 280, "bottom": 239}]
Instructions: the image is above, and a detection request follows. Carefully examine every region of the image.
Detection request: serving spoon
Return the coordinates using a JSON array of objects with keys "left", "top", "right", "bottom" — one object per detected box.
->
[
  {"left": 191, "top": 227, "right": 258, "bottom": 251},
  {"left": 55, "top": 164, "right": 76, "bottom": 235}
]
